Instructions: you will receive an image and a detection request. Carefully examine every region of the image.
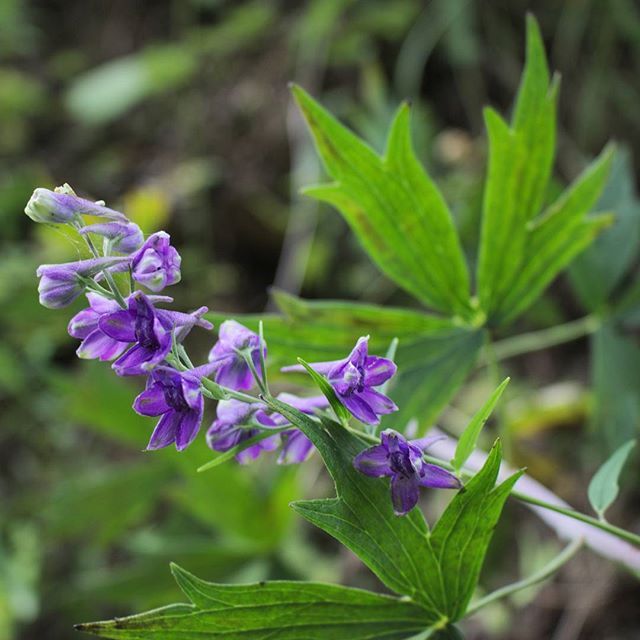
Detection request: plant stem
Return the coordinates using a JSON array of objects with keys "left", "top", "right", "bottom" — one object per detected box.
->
[
  {"left": 510, "top": 489, "right": 640, "bottom": 547},
  {"left": 78, "top": 224, "right": 128, "bottom": 308},
  {"left": 485, "top": 315, "right": 600, "bottom": 364},
  {"left": 466, "top": 537, "right": 583, "bottom": 616}
]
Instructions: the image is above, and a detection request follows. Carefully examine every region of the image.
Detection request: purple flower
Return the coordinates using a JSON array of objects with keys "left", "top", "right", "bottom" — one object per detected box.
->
[
  {"left": 283, "top": 336, "right": 397, "bottom": 425},
  {"left": 208, "top": 320, "right": 264, "bottom": 391},
  {"left": 68, "top": 293, "right": 130, "bottom": 361},
  {"left": 270, "top": 393, "right": 329, "bottom": 464},
  {"left": 36, "top": 256, "right": 128, "bottom": 309},
  {"left": 130, "top": 231, "right": 181, "bottom": 292},
  {"left": 354, "top": 429, "right": 461, "bottom": 516},
  {"left": 79, "top": 221, "right": 144, "bottom": 254},
  {"left": 206, "top": 399, "right": 280, "bottom": 464},
  {"left": 133, "top": 366, "right": 205, "bottom": 451},
  {"left": 99, "top": 292, "right": 211, "bottom": 375},
  {"left": 25, "top": 187, "right": 128, "bottom": 224}
]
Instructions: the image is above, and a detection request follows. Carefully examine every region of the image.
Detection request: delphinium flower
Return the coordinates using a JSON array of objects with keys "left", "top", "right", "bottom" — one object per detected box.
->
[
  {"left": 26, "top": 183, "right": 214, "bottom": 451},
  {"left": 133, "top": 364, "right": 217, "bottom": 451},
  {"left": 282, "top": 336, "right": 397, "bottom": 424},
  {"left": 208, "top": 320, "right": 265, "bottom": 391},
  {"left": 79, "top": 221, "right": 144, "bottom": 254},
  {"left": 354, "top": 429, "right": 461, "bottom": 515},
  {"left": 130, "top": 231, "right": 181, "bottom": 292},
  {"left": 25, "top": 184, "right": 129, "bottom": 224},
  {"left": 99, "top": 292, "right": 211, "bottom": 376},
  {"left": 206, "top": 399, "right": 281, "bottom": 463},
  {"left": 36, "top": 256, "right": 129, "bottom": 309}
]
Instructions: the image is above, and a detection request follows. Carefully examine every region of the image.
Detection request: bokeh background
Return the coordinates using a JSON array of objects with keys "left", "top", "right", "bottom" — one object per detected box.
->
[{"left": 2, "top": 1, "right": 640, "bottom": 638}]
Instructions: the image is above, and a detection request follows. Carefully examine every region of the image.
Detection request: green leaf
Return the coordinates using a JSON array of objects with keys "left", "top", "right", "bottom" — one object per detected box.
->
[
  {"left": 208, "top": 291, "right": 487, "bottom": 430},
  {"left": 591, "top": 322, "right": 640, "bottom": 450},
  {"left": 77, "top": 565, "right": 439, "bottom": 639},
  {"left": 297, "top": 357, "right": 352, "bottom": 425},
  {"left": 451, "top": 378, "right": 510, "bottom": 473},
  {"left": 588, "top": 440, "right": 636, "bottom": 519},
  {"left": 570, "top": 147, "right": 640, "bottom": 310},
  {"left": 291, "top": 85, "right": 472, "bottom": 318},
  {"left": 477, "top": 16, "right": 558, "bottom": 317},
  {"left": 267, "top": 398, "right": 445, "bottom": 619},
  {"left": 431, "top": 441, "right": 524, "bottom": 620},
  {"left": 492, "top": 145, "right": 614, "bottom": 325}
]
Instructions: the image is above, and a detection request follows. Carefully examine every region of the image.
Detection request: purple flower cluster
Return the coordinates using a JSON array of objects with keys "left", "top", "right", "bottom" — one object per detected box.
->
[{"left": 27, "top": 183, "right": 461, "bottom": 514}]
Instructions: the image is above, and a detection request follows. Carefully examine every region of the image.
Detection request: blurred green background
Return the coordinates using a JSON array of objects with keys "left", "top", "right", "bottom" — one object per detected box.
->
[{"left": 2, "top": 1, "right": 640, "bottom": 638}]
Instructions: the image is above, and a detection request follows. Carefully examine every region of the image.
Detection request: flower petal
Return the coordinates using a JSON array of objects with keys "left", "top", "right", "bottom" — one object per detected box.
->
[
  {"left": 146, "top": 411, "right": 181, "bottom": 450},
  {"left": 391, "top": 475, "right": 420, "bottom": 516},
  {"left": 77, "top": 329, "right": 128, "bottom": 361},
  {"left": 99, "top": 310, "right": 136, "bottom": 342},
  {"left": 340, "top": 393, "right": 380, "bottom": 425},
  {"left": 363, "top": 356, "right": 397, "bottom": 386},
  {"left": 134, "top": 383, "right": 170, "bottom": 417},
  {"left": 357, "top": 388, "right": 398, "bottom": 415},
  {"left": 278, "top": 431, "right": 314, "bottom": 464},
  {"left": 214, "top": 359, "right": 253, "bottom": 391},
  {"left": 175, "top": 409, "right": 202, "bottom": 451},
  {"left": 353, "top": 444, "right": 392, "bottom": 477},
  {"left": 418, "top": 464, "right": 462, "bottom": 490},
  {"left": 68, "top": 308, "right": 98, "bottom": 339}
]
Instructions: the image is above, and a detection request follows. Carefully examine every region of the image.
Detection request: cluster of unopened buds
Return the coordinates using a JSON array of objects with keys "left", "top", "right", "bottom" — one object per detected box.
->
[{"left": 26, "top": 185, "right": 461, "bottom": 515}]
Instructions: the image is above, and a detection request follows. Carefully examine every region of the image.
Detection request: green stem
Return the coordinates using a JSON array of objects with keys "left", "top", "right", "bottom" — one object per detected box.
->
[
  {"left": 466, "top": 537, "right": 583, "bottom": 616},
  {"left": 78, "top": 223, "right": 128, "bottom": 308},
  {"left": 510, "top": 489, "right": 640, "bottom": 547},
  {"left": 486, "top": 315, "right": 600, "bottom": 364}
]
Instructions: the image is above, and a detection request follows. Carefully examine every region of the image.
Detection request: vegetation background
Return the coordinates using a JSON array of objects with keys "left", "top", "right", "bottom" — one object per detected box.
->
[{"left": 1, "top": 1, "right": 639, "bottom": 638}]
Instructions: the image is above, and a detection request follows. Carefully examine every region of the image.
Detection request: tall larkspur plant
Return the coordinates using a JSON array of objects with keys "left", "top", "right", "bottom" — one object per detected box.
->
[{"left": 25, "top": 16, "right": 640, "bottom": 640}]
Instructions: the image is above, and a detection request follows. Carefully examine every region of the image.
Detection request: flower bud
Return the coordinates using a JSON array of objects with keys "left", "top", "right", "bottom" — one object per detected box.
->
[
  {"left": 79, "top": 221, "right": 144, "bottom": 254},
  {"left": 130, "top": 231, "right": 181, "bottom": 292},
  {"left": 24, "top": 185, "right": 128, "bottom": 224}
]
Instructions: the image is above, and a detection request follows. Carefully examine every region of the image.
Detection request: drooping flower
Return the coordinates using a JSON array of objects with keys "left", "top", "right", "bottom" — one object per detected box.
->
[
  {"left": 354, "top": 429, "right": 461, "bottom": 516},
  {"left": 99, "top": 292, "right": 211, "bottom": 375},
  {"left": 99, "top": 292, "right": 172, "bottom": 375},
  {"left": 68, "top": 293, "right": 131, "bottom": 361},
  {"left": 282, "top": 336, "right": 397, "bottom": 425},
  {"left": 269, "top": 393, "right": 329, "bottom": 464},
  {"left": 36, "top": 256, "right": 128, "bottom": 309},
  {"left": 206, "top": 399, "right": 280, "bottom": 463},
  {"left": 130, "top": 231, "right": 181, "bottom": 292},
  {"left": 208, "top": 320, "right": 264, "bottom": 391},
  {"left": 25, "top": 186, "right": 128, "bottom": 224},
  {"left": 79, "top": 221, "right": 144, "bottom": 254},
  {"left": 133, "top": 365, "right": 208, "bottom": 451}
]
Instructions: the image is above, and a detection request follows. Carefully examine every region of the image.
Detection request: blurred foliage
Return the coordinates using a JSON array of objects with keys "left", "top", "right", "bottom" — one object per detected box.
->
[{"left": 1, "top": 1, "right": 640, "bottom": 639}]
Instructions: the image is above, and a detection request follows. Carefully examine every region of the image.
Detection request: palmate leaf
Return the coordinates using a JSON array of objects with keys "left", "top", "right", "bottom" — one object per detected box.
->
[
  {"left": 206, "top": 291, "right": 487, "bottom": 429},
  {"left": 290, "top": 85, "right": 472, "bottom": 319},
  {"left": 77, "top": 566, "right": 442, "bottom": 639},
  {"left": 476, "top": 15, "right": 614, "bottom": 325},
  {"left": 267, "top": 397, "right": 521, "bottom": 623}
]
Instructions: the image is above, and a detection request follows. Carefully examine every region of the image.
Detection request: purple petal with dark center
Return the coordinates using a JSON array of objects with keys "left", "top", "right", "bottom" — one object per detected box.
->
[
  {"left": 134, "top": 383, "right": 170, "bottom": 417},
  {"left": 381, "top": 429, "right": 403, "bottom": 453},
  {"left": 146, "top": 411, "right": 182, "bottom": 450},
  {"left": 391, "top": 475, "right": 420, "bottom": 516},
  {"left": 418, "top": 464, "right": 462, "bottom": 490},
  {"left": 353, "top": 445, "right": 392, "bottom": 477},
  {"left": 363, "top": 356, "right": 397, "bottom": 386}
]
